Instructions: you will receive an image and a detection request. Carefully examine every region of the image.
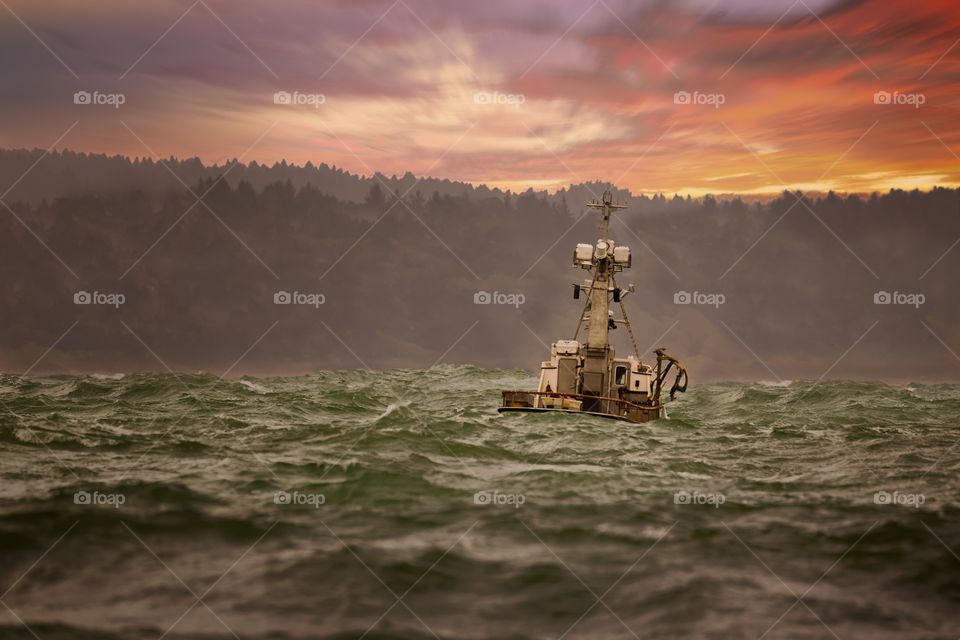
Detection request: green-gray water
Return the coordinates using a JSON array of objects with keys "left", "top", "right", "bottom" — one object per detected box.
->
[{"left": 1, "top": 367, "right": 958, "bottom": 639}]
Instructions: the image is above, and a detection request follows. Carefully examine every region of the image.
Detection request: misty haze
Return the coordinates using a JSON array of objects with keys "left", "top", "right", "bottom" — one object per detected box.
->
[{"left": 3, "top": 149, "right": 957, "bottom": 381}]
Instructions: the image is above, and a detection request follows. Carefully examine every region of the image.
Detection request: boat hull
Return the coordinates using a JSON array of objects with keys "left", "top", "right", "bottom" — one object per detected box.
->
[{"left": 499, "top": 390, "right": 664, "bottom": 424}]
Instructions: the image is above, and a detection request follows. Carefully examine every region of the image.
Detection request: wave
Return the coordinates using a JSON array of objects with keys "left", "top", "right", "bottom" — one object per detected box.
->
[{"left": 1, "top": 367, "right": 958, "bottom": 638}]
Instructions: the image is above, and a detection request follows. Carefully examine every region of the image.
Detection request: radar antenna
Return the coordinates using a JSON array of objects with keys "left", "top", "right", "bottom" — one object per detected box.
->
[{"left": 586, "top": 189, "right": 627, "bottom": 240}]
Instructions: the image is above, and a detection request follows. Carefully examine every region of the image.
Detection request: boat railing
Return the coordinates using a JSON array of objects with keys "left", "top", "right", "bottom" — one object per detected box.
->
[{"left": 500, "top": 390, "right": 661, "bottom": 416}]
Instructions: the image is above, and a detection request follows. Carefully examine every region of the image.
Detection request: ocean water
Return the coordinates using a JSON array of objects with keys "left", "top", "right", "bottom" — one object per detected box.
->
[{"left": 0, "top": 367, "right": 958, "bottom": 639}]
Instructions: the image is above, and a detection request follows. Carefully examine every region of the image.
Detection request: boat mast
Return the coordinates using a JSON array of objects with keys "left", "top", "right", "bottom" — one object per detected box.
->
[{"left": 584, "top": 190, "right": 626, "bottom": 350}]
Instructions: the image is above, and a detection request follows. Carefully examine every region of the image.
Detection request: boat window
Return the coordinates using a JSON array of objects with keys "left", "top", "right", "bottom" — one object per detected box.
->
[{"left": 614, "top": 365, "right": 628, "bottom": 386}]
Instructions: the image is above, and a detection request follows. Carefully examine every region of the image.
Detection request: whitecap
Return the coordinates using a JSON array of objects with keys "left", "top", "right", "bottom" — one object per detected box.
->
[
  {"left": 758, "top": 379, "right": 794, "bottom": 387},
  {"left": 238, "top": 379, "right": 269, "bottom": 394},
  {"left": 90, "top": 373, "right": 126, "bottom": 381}
]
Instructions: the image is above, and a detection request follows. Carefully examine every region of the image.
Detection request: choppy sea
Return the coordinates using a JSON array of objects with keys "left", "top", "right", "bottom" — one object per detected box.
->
[{"left": 1, "top": 367, "right": 958, "bottom": 639}]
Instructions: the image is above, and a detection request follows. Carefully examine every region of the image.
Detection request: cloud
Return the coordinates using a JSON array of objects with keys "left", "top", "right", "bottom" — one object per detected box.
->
[{"left": 2, "top": 0, "right": 960, "bottom": 195}]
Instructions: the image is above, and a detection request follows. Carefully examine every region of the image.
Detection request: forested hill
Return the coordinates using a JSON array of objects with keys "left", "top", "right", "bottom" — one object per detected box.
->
[
  {"left": 1, "top": 149, "right": 959, "bottom": 380},
  {"left": 0, "top": 148, "right": 506, "bottom": 207},
  {"left": 0, "top": 149, "right": 729, "bottom": 211}
]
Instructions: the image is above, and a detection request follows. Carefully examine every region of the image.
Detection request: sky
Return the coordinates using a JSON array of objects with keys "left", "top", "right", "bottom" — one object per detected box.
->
[{"left": 2, "top": 0, "right": 960, "bottom": 196}]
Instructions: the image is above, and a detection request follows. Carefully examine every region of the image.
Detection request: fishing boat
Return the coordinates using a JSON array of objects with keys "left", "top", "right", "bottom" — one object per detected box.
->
[{"left": 499, "top": 189, "right": 688, "bottom": 423}]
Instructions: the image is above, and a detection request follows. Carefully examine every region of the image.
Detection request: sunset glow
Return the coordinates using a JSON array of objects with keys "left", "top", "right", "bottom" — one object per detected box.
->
[{"left": 3, "top": 0, "right": 960, "bottom": 195}]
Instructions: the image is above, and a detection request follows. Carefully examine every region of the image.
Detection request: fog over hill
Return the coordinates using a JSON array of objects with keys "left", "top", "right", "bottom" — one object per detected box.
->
[
  {"left": 2, "top": 150, "right": 958, "bottom": 381},
  {"left": 0, "top": 149, "right": 748, "bottom": 210}
]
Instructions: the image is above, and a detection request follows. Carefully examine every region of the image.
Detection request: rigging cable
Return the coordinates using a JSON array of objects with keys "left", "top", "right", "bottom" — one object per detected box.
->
[{"left": 611, "top": 274, "right": 641, "bottom": 360}]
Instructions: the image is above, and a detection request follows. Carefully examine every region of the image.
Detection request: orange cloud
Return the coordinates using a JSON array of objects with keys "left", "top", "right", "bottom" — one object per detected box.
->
[{"left": 2, "top": 0, "right": 959, "bottom": 196}]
